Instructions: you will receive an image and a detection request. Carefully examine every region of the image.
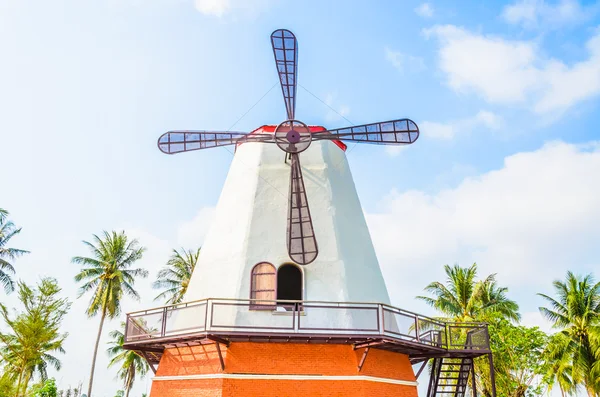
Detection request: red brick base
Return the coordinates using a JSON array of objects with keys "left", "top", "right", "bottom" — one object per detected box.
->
[{"left": 150, "top": 342, "right": 419, "bottom": 397}]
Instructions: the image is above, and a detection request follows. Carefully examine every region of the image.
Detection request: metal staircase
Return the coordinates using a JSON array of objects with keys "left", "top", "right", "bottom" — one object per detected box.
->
[{"left": 427, "top": 357, "right": 473, "bottom": 397}]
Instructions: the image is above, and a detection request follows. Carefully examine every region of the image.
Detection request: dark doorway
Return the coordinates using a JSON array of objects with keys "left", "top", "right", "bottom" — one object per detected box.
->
[{"left": 277, "top": 264, "right": 302, "bottom": 304}]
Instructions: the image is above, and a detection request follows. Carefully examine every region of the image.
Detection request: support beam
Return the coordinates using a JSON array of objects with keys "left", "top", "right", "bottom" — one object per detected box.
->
[
  {"left": 353, "top": 340, "right": 385, "bottom": 350},
  {"left": 471, "top": 359, "right": 477, "bottom": 397},
  {"left": 357, "top": 347, "right": 370, "bottom": 372},
  {"left": 135, "top": 346, "right": 164, "bottom": 354},
  {"left": 207, "top": 335, "right": 231, "bottom": 347},
  {"left": 141, "top": 351, "right": 158, "bottom": 375},
  {"left": 432, "top": 359, "right": 441, "bottom": 397},
  {"left": 215, "top": 342, "right": 225, "bottom": 371},
  {"left": 415, "top": 360, "right": 428, "bottom": 380},
  {"left": 488, "top": 353, "right": 497, "bottom": 397},
  {"left": 426, "top": 358, "right": 439, "bottom": 397}
]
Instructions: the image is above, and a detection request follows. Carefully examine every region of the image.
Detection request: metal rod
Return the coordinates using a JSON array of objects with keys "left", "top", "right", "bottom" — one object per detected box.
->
[
  {"left": 433, "top": 358, "right": 441, "bottom": 396},
  {"left": 488, "top": 353, "right": 497, "bottom": 397},
  {"left": 415, "top": 316, "right": 420, "bottom": 343},
  {"left": 161, "top": 307, "right": 167, "bottom": 337},
  {"left": 427, "top": 359, "right": 436, "bottom": 397},
  {"left": 141, "top": 351, "right": 157, "bottom": 375},
  {"left": 471, "top": 359, "right": 477, "bottom": 397},
  {"left": 415, "top": 360, "right": 428, "bottom": 379},
  {"left": 215, "top": 342, "right": 225, "bottom": 371},
  {"left": 357, "top": 347, "right": 370, "bottom": 372}
]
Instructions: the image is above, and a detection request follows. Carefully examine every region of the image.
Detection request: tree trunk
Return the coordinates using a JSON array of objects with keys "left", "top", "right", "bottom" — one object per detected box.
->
[
  {"left": 124, "top": 363, "right": 134, "bottom": 397},
  {"left": 14, "top": 365, "right": 24, "bottom": 397},
  {"left": 586, "top": 385, "right": 595, "bottom": 397},
  {"left": 87, "top": 309, "right": 107, "bottom": 397},
  {"left": 21, "top": 372, "right": 32, "bottom": 396}
]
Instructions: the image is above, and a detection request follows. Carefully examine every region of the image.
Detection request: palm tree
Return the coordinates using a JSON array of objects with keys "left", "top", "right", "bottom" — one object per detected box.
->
[
  {"left": 153, "top": 248, "right": 200, "bottom": 304},
  {"left": 0, "top": 278, "right": 70, "bottom": 397},
  {"left": 0, "top": 208, "right": 29, "bottom": 293},
  {"left": 539, "top": 272, "right": 600, "bottom": 397},
  {"left": 73, "top": 231, "right": 147, "bottom": 397},
  {"left": 417, "top": 263, "right": 520, "bottom": 322},
  {"left": 543, "top": 333, "right": 579, "bottom": 397},
  {"left": 107, "top": 323, "right": 149, "bottom": 397}
]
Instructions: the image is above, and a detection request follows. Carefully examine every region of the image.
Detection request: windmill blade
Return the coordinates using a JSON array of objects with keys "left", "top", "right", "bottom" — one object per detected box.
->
[
  {"left": 312, "top": 119, "right": 419, "bottom": 145},
  {"left": 271, "top": 29, "right": 298, "bottom": 120},
  {"left": 287, "top": 153, "right": 318, "bottom": 265},
  {"left": 157, "top": 131, "right": 275, "bottom": 154}
]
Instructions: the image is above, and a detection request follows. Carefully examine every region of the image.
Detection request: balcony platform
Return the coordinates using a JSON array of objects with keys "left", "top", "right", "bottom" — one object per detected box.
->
[{"left": 123, "top": 298, "right": 491, "bottom": 372}]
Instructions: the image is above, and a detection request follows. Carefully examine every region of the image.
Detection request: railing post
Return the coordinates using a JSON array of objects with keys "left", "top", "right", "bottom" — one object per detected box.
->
[
  {"left": 488, "top": 353, "right": 497, "bottom": 397},
  {"left": 444, "top": 323, "right": 450, "bottom": 350},
  {"left": 377, "top": 304, "right": 384, "bottom": 335},
  {"left": 415, "top": 316, "right": 420, "bottom": 343},
  {"left": 294, "top": 301, "right": 299, "bottom": 332},
  {"left": 124, "top": 314, "right": 129, "bottom": 342},
  {"left": 206, "top": 299, "right": 212, "bottom": 332},
  {"left": 204, "top": 300, "right": 209, "bottom": 332},
  {"left": 161, "top": 307, "right": 167, "bottom": 337}
]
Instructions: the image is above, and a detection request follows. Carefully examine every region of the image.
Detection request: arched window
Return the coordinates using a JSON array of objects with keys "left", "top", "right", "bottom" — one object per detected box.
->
[
  {"left": 277, "top": 264, "right": 303, "bottom": 308},
  {"left": 250, "top": 263, "right": 276, "bottom": 310}
]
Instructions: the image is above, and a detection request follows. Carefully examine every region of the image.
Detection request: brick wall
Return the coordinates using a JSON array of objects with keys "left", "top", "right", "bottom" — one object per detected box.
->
[{"left": 150, "top": 342, "right": 419, "bottom": 397}]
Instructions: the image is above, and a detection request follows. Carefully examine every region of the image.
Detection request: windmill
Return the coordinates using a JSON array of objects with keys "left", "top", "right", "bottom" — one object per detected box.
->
[{"left": 157, "top": 29, "right": 419, "bottom": 266}]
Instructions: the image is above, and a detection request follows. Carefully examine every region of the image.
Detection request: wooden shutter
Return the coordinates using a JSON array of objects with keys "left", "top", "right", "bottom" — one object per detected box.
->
[{"left": 250, "top": 263, "right": 276, "bottom": 310}]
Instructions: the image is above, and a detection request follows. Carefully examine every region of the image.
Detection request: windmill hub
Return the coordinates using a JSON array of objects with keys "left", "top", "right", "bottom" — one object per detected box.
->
[
  {"left": 274, "top": 119, "right": 312, "bottom": 154},
  {"left": 286, "top": 129, "right": 300, "bottom": 143}
]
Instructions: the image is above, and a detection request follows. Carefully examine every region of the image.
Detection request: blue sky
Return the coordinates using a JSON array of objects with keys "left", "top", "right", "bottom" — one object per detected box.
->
[{"left": 2, "top": 0, "right": 600, "bottom": 396}]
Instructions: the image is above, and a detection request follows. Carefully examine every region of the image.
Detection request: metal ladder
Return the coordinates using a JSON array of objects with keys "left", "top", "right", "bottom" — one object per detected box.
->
[{"left": 427, "top": 356, "right": 473, "bottom": 397}]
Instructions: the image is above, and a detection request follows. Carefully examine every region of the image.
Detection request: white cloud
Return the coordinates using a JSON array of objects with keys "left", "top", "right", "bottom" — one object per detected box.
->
[
  {"left": 415, "top": 3, "right": 435, "bottom": 18},
  {"left": 385, "top": 47, "right": 426, "bottom": 73},
  {"left": 176, "top": 207, "right": 216, "bottom": 248},
  {"left": 521, "top": 311, "right": 555, "bottom": 333},
  {"left": 421, "top": 120, "right": 456, "bottom": 139},
  {"left": 323, "top": 92, "right": 351, "bottom": 123},
  {"left": 502, "top": 0, "right": 592, "bottom": 29},
  {"left": 194, "top": 0, "right": 231, "bottom": 16},
  {"left": 193, "top": 0, "right": 273, "bottom": 17},
  {"left": 368, "top": 141, "right": 600, "bottom": 307},
  {"left": 414, "top": 110, "right": 502, "bottom": 142},
  {"left": 385, "top": 145, "right": 408, "bottom": 157},
  {"left": 425, "top": 25, "right": 600, "bottom": 114},
  {"left": 385, "top": 110, "right": 502, "bottom": 154}
]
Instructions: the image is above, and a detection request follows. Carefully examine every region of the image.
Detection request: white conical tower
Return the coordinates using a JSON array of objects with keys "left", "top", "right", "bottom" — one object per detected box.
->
[{"left": 183, "top": 127, "right": 391, "bottom": 306}]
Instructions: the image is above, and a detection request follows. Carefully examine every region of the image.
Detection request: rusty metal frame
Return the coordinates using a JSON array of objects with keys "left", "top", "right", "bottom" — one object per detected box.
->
[
  {"left": 157, "top": 131, "right": 275, "bottom": 154},
  {"left": 123, "top": 298, "right": 491, "bottom": 353},
  {"left": 415, "top": 360, "right": 428, "bottom": 379},
  {"left": 423, "top": 330, "right": 497, "bottom": 397},
  {"left": 210, "top": 301, "right": 296, "bottom": 331},
  {"left": 488, "top": 353, "right": 497, "bottom": 397},
  {"left": 312, "top": 119, "right": 419, "bottom": 145},
  {"left": 122, "top": 296, "right": 494, "bottom": 397},
  {"left": 287, "top": 153, "right": 318, "bottom": 265},
  {"left": 357, "top": 347, "right": 370, "bottom": 372},
  {"left": 271, "top": 29, "right": 298, "bottom": 120},
  {"left": 297, "top": 303, "right": 380, "bottom": 333},
  {"left": 215, "top": 342, "right": 225, "bottom": 371},
  {"left": 140, "top": 351, "right": 158, "bottom": 375},
  {"left": 471, "top": 359, "right": 478, "bottom": 397}
]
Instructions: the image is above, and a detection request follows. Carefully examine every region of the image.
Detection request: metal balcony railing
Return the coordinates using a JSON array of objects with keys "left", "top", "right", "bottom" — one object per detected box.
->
[{"left": 123, "top": 298, "right": 490, "bottom": 354}]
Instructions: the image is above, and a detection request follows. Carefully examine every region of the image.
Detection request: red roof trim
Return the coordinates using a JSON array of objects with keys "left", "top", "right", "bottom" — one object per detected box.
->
[{"left": 247, "top": 125, "right": 347, "bottom": 152}]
